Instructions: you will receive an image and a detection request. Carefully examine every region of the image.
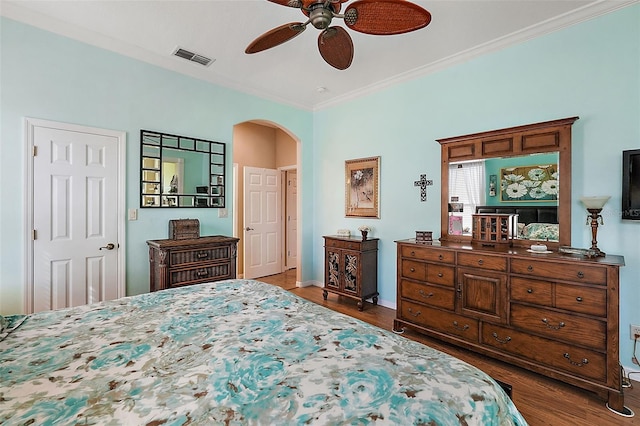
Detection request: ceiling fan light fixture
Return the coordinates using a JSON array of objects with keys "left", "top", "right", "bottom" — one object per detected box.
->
[{"left": 309, "top": 4, "right": 334, "bottom": 29}]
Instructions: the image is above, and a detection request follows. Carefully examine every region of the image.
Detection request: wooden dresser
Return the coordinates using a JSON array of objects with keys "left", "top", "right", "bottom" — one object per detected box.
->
[
  {"left": 395, "top": 239, "right": 627, "bottom": 413},
  {"left": 323, "top": 235, "right": 379, "bottom": 311},
  {"left": 147, "top": 236, "right": 239, "bottom": 291}
]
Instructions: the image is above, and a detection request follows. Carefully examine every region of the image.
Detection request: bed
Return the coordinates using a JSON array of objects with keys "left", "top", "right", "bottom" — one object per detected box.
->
[
  {"left": 475, "top": 205, "right": 559, "bottom": 241},
  {"left": 0, "top": 279, "right": 527, "bottom": 425}
]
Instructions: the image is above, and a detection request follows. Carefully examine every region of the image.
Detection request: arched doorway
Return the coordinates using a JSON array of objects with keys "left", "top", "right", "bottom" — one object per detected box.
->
[{"left": 232, "top": 120, "right": 302, "bottom": 285}]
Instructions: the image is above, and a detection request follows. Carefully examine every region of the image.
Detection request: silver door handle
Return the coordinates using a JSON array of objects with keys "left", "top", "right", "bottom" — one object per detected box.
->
[
  {"left": 245, "top": 227, "right": 254, "bottom": 231},
  {"left": 99, "top": 243, "right": 115, "bottom": 250}
]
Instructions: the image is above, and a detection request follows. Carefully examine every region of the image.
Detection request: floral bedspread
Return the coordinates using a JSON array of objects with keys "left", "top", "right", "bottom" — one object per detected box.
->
[{"left": 0, "top": 280, "right": 527, "bottom": 425}]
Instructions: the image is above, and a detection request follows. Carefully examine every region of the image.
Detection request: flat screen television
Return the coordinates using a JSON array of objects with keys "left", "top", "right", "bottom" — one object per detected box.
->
[{"left": 622, "top": 149, "right": 640, "bottom": 220}]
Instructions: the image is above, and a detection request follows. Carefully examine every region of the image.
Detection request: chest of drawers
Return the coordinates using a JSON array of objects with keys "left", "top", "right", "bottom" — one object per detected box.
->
[
  {"left": 147, "top": 236, "right": 239, "bottom": 291},
  {"left": 395, "top": 239, "right": 626, "bottom": 413}
]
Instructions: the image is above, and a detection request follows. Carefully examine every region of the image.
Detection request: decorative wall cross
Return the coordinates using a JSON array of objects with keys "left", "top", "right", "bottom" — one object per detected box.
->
[{"left": 414, "top": 174, "right": 433, "bottom": 202}]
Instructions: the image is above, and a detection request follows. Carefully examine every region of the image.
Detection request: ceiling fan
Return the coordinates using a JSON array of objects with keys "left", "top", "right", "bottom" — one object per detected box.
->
[{"left": 245, "top": 0, "right": 432, "bottom": 70}]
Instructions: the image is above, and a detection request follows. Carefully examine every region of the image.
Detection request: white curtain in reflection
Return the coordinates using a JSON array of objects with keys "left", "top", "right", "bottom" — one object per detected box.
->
[{"left": 449, "top": 161, "right": 486, "bottom": 231}]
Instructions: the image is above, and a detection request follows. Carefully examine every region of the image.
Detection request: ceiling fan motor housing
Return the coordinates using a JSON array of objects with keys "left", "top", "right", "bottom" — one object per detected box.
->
[{"left": 309, "top": 3, "right": 333, "bottom": 29}]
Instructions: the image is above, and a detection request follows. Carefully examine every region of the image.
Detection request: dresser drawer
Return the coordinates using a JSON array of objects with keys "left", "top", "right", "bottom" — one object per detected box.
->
[
  {"left": 457, "top": 252, "right": 507, "bottom": 272},
  {"left": 427, "top": 264, "right": 455, "bottom": 287},
  {"left": 170, "top": 246, "right": 231, "bottom": 267},
  {"left": 511, "top": 277, "right": 552, "bottom": 306},
  {"left": 482, "top": 323, "right": 606, "bottom": 381},
  {"left": 399, "top": 301, "right": 478, "bottom": 342},
  {"left": 401, "top": 259, "right": 426, "bottom": 281},
  {"left": 401, "top": 259, "right": 455, "bottom": 287},
  {"left": 510, "top": 304, "right": 606, "bottom": 350},
  {"left": 325, "top": 239, "right": 361, "bottom": 251},
  {"left": 555, "top": 283, "right": 606, "bottom": 317},
  {"left": 400, "top": 280, "right": 455, "bottom": 310},
  {"left": 169, "top": 263, "right": 232, "bottom": 287},
  {"left": 401, "top": 245, "right": 455, "bottom": 264},
  {"left": 511, "top": 258, "right": 607, "bottom": 285}
]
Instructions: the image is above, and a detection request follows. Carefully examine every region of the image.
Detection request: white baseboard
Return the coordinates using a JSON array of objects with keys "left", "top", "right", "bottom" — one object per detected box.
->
[{"left": 623, "top": 364, "right": 640, "bottom": 383}]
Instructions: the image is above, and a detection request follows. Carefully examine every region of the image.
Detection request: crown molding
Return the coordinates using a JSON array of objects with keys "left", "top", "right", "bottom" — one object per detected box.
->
[{"left": 314, "top": 0, "right": 639, "bottom": 111}]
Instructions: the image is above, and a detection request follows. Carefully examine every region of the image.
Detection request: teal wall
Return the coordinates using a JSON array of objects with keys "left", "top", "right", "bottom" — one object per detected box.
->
[
  {"left": 2, "top": 5, "right": 639, "bottom": 373},
  {"left": 0, "top": 17, "right": 313, "bottom": 310},
  {"left": 314, "top": 5, "right": 639, "bottom": 370}
]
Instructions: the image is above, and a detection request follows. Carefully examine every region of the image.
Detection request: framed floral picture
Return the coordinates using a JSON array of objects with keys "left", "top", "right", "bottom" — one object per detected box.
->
[
  {"left": 345, "top": 156, "right": 380, "bottom": 218},
  {"left": 500, "top": 163, "right": 558, "bottom": 202}
]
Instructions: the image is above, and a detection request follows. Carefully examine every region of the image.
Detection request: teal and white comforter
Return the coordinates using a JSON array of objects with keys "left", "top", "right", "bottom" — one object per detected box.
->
[{"left": 0, "top": 279, "right": 527, "bottom": 425}]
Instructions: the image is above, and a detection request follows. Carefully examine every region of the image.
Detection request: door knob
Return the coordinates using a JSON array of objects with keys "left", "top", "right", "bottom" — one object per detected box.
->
[
  {"left": 245, "top": 227, "right": 254, "bottom": 231},
  {"left": 99, "top": 243, "right": 116, "bottom": 250}
]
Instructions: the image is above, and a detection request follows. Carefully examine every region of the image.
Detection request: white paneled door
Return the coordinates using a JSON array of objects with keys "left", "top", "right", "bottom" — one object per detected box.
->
[
  {"left": 285, "top": 169, "right": 297, "bottom": 270},
  {"left": 27, "top": 118, "right": 125, "bottom": 313},
  {"left": 243, "top": 166, "right": 281, "bottom": 279}
]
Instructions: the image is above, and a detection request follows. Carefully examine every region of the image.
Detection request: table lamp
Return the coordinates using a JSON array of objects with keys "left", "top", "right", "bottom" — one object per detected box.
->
[{"left": 579, "top": 196, "right": 610, "bottom": 256}]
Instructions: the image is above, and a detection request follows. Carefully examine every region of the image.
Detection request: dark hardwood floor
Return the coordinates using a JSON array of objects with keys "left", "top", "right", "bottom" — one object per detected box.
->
[{"left": 257, "top": 271, "right": 640, "bottom": 426}]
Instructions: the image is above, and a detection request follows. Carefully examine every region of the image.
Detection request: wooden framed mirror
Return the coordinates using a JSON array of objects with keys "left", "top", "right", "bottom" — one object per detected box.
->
[
  {"left": 437, "top": 117, "right": 578, "bottom": 248},
  {"left": 140, "top": 130, "right": 226, "bottom": 208}
]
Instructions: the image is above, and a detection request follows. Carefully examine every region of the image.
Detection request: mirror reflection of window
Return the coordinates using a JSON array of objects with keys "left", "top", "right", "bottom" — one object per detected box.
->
[{"left": 449, "top": 160, "right": 486, "bottom": 234}]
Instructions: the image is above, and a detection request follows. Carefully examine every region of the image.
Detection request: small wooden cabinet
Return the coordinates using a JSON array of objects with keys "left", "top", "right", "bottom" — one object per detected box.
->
[
  {"left": 147, "top": 236, "right": 239, "bottom": 291},
  {"left": 471, "top": 214, "right": 517, "bottom": 246},
  {"left": 323, "top": 235, "right": 378, "bottom": 311},
  {"left": 395, "top": 239, "right": 627, "bottom": 413}
]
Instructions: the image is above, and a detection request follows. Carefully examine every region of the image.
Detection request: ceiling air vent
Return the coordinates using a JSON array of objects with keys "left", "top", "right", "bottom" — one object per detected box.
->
[{"left": 172, "top": 47, "right": 214, "bottom": 67}]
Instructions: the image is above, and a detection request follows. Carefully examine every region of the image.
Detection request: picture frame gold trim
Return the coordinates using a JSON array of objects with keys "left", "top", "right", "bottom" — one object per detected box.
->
[{"left": 345, "top": 156, "right": 380, "bottom": 218}]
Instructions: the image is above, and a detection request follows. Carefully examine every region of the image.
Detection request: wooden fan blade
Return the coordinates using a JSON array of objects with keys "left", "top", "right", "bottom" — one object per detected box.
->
[
  {"left": 344, "top": 0, "right": 432, "bottom": 35},
  {"left": 318, "top": 26, "right": 354, "bottom": 70},
  {"left": 268, "top": 0, "right": 303, "bottom": 8},
  {"left": 245, "top": 23, "right": 306, "bottom": 54}
]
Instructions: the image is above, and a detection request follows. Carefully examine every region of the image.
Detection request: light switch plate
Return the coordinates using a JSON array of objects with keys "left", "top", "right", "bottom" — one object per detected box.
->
[{"left": 128, "top": 208, "right": 138, "bottom": 221}]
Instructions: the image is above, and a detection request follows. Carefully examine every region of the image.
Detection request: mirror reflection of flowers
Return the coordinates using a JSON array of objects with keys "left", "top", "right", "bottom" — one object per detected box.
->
[{"left": 502, "top": 164, "right": 558, "bottom": 201}]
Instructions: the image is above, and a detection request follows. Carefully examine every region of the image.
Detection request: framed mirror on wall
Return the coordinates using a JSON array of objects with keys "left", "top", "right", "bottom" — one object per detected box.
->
[
  {"left": 140, "top": 130, "right": 226, "bottom": 208},
  {"left": 437, "top": 116, "right": 579, "bottom": 247}
]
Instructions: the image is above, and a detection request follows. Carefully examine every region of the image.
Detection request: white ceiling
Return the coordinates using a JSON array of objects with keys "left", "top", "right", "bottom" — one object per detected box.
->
[{"left": 1, "top": 0, "right": 635, "bottom": 110}]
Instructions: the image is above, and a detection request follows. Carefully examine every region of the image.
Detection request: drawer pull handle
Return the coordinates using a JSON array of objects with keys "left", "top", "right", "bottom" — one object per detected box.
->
[
  {"left": 564, "top": 353, "right": 588, "bottom": 367},
  {"left": 478, "top": 259, "right": 484, "bottom": 265},
  {"left": 419, "top": 290, "right": 434, "bottom": 299},
  {"left": 527, "top": 265, "right": 534, "bottom": 272},
  {"left": 197, "top": 252, "right": 210, "bottom": 259},
  {"left": 410, "top": 267, "right": 416, "bottom": 272},
  {"left": 577, "top": 271, "right": 585, "bottom": 279},
  {"left": 452, "top": 321, "right": 469, "bottom": 332},
  {"left": 407, "top": 308, "right": 421, "bottom": 317},
  {"left": 542, "top": 318, "right": 565, "bottom": 330},
  {"left": 492, "top": 332, "right": 512, "bottom": 344},
  {"left": 438, "top": 255, "right": 444, "bottom": 260},
  {"left": 196, "top": 269, "right": 209, "bottom": 277},
  {"left": 527, "top": 288, "right": 533, "bottom": 294},
  {"left": 438, "top": 272, "right": 443, "bottom": 278},
  {"left": 576, "top": 296, "right": 583, "bottom": 302},
  {"left": 411, "top": 251, "right": 416, "bottom": 257}
]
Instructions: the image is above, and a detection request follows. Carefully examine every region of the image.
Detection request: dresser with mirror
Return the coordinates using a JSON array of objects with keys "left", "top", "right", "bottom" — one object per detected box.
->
[{"left": 395, "top": 117, "right": 629, "bottom": 415}]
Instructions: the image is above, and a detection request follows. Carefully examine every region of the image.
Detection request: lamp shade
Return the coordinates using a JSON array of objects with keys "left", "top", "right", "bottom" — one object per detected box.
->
[{"left": 580, "top": 196, "right": 611, "bottom": 209}]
